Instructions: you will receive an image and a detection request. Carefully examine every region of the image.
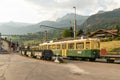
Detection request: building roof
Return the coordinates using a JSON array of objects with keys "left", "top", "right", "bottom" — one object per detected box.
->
[
  {"left": 89, "top": 29, "right": 118, "bottom": 37},
  {"left": 0, "top": 38, "right": 10, "bottom": 43}
]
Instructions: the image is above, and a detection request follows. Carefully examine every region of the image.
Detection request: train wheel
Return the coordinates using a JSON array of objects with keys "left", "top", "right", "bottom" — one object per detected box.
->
[
  {"left": 21, "top": 50, "right": 25, "bottom": 55},
  {"left": 24, "top": 50, "right": 27, "bottom": 56},
  {"left": 81, "top": 58, "right": 87, "bottom": 61},
  {"left": 69, "top": 57, "right": 75, "bottom": 60},
  {"left": 107, "top": 59, "right": 114, "bottom": 63},
  {"left": 41, "top": 56, "right": 46, "bottom": 60},
  {"left": 32, "top": 55, "right": 36, "bottom": 58},
  {"left": 40, "top": 56, "right": 43, "bottom": 60},
  {"left": 36, "top": 55, "right": 41, "bottom": 59},
  {"left": 89, "top": 58, "right": 96, "bottom": 62}
]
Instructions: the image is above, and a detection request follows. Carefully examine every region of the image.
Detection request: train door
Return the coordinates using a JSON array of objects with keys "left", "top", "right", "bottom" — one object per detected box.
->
[
  {"left": 62, "top": 49, "right": 67, "bottom": 57},
  {"left": 62, "top": 43, "right": 67, "bottom": 57}
]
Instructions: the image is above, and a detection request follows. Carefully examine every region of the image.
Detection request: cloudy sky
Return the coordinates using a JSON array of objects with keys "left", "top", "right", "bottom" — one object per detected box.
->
[{"left": 0, "top": 0, "right": 120, "bottom": 23}]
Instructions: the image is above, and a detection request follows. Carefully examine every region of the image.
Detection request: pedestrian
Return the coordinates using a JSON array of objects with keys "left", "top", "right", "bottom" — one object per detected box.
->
[{"left": 0, "top": 42, "right": 2, "bottom": 52}]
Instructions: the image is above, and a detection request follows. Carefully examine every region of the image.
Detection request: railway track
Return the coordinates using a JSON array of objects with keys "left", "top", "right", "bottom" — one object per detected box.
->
[{"left": 19, "top": 52, "right": 120, "bottom": 64}]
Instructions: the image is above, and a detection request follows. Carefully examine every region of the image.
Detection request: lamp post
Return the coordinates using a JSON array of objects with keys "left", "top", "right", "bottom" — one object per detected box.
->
[
  {"left": 73, "top": 6, "right": 76, "bottom": 39},
  {"left": 45, "top": 30, "right": 47, "bottom": 42},
  {"left": 0, "top": 33, "right": 1, "bottom": 42}
]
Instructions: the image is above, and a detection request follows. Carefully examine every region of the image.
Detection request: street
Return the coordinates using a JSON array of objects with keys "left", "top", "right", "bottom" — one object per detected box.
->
[{"left": 0, "top": 53, "right": 120, "bottom": 80}]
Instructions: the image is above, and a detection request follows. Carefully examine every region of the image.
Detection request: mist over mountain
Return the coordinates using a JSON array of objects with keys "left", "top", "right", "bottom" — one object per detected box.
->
[
  {"left": 0, "top": 21, "right": 32, "bottom": 27},
  {"left": 0, "top": 13, "right": 88, "bottom": 34},
  {"left": 0, "top": 22, "right": 34, "bottom": 34},
  {"left": 37, "top": 13, "right": 88, "bottom": 28},
  {"left": 56, "top": 13, "right": 88, "bottom": 27},
  {"left": 1, "top": 7, "right": 120, "bottom": 35}
]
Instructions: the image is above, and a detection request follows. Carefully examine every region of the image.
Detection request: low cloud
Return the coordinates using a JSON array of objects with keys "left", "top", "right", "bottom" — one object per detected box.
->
[
  {"left": 0, "top": 0, "right": 120, "bottom": 23},
  {"left": 26, "top": 0, "right": 120, "bottom": 16}
]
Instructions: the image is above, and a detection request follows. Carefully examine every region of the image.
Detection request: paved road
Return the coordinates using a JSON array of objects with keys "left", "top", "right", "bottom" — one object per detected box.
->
[{"left": 0, "top": 53, "right": 120, "bottom": 80}]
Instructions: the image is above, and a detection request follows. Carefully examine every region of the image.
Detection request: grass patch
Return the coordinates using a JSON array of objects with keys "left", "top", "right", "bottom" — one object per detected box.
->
[{"left": 100, "top": 40, "right": 120, "bottom": 52}]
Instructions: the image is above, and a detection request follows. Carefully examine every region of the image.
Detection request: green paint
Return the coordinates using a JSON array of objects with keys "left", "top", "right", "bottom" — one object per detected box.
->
[
  {"left": 52, "top": 50, "right": 62, "bottom": 55},
  {"left": 67, "top": 49, "right": 100, "bottom": 58}
]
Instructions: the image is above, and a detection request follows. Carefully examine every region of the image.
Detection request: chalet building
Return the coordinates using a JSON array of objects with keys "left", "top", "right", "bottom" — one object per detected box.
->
[
  {"left": 88, "top": 29, "right": 118, "bottom": 39},
  {"left": 0, "top": 38, "right": 10, "bottom": 53}
]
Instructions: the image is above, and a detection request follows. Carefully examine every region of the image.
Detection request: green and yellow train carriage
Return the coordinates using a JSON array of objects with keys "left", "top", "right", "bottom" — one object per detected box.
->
[{"left": 39, "top": 38, "right": 100, "bottom": 61}]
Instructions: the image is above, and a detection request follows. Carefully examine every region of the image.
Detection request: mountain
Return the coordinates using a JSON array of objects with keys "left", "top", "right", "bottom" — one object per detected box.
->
[
  {"left": 1, "top": 7, "right": 120, "bottom": 35},
  {"left": 56, "top": 13, "right": 88, "bottom": 27},
  {"left": 31, "top": 13, "right": 88, "bottom": 34},
  {"left": 0, "top": 22, "right": 34, "bottom": 34},
  {"left": 97, "top": 10, "right": 105, "bottom": 14},
  {"left": 0, "top": 13, "right": 88, "bottom": 34},
  {"left": 81, "top": 8, "right": 120, "bottom": 32},
  {"left": 0, "top": 21, "right": 32, "bottom": 27},
  {"left": 38, "top": 13, "right": 88, "bottom": 28}
]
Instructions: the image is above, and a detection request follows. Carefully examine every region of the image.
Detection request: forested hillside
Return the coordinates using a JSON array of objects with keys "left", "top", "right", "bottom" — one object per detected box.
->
[{"left": 80, "top": 8, "right": 120, "bottom": 32}]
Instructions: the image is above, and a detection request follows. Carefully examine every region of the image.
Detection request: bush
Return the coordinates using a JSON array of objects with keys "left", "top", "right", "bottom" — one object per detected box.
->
[
  {"left": 111, "top": 47, "right": 120, "bottom": 52},
  {"left": 100, "top": 37, "right": 113, "bottom": 42},
  {"left": 114, "top": 37, "right": 120, "bottom": 40}
]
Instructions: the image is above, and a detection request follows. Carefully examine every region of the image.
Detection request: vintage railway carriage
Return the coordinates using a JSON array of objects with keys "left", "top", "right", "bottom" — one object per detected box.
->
[
  {"left": 39, "top": 38, "right": 100, "bottom": 61},
  {"left": 21, "top": 38, "right": 100, "bottom": 61},
  {"left": 21, "top": 45, "right": 54, "bottom": 60}
]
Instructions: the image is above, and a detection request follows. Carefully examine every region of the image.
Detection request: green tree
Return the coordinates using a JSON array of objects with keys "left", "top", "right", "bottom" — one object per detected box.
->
[
  {"left": 84, "top": 28, "right": 90, "bottom": 35},
  {"left": 62, "top": 27, "right": 74, "bottom": 38},
  {"left": 113, "top": 24, "right": 118, "bottom": 29},
  {"left": 114, "top": 25, "right": 119, "bottom": 32},
  {"left": 77, "top": 29, "right": 84, "bottom": 36},
  {"left": 62, "top": 29, "right": 72, "bottom": 38}
]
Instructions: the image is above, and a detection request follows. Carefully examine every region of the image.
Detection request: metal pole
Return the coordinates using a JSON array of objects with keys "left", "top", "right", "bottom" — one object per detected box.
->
[
  {"left": 0, "top": 33, "right": 1, "bottom": 52},
  {"left": 45, "top": 30, "right": 47, "bottom": 42},
  {"left": 73, "top": 6, "right": 76, "bottom": 39},
  {"left": 0, "top": 33, "right": 1, "bottom": 39}
]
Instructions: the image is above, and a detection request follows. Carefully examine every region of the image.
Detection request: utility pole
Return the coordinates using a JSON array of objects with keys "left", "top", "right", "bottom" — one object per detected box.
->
[
  {"left": 40, "top": 25, "right": 65, "bottom": 42},
  {"left": 73, "top": 6, "right": 77, "bottom": 39},
  {"left": 0, "top": 33, "right": 1, "bottom": 39},
  {"left": 44, "top": 30, "right": 47, "bottom": 42},
  {"left": 0, "top": 33, "right": 1, "bottom": 45}
]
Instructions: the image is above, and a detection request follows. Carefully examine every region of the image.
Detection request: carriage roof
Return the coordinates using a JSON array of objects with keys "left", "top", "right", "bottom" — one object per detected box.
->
[{"left": 39, "top": 38, "right": 99, "bottom": 46}]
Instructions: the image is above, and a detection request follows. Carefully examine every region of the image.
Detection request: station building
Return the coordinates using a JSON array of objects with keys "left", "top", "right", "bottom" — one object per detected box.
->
[{"left": 0, "top": 38, "right": 10, "bottom": 53}]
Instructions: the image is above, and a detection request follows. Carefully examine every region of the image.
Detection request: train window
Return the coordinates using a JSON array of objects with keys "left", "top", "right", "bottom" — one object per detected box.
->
[
  {"left": 57, "top": 44, "right": 61, "bottom": 49},
  {"left": 92, "top": 41, "right": 100, "bottom": 49},
  {"left": 43, "top": 45, "right": 47, "bottom": 49},
  {"left": 41, "top": 46, "right": 43, "bottom": 49},
  {"left": 86, "top": 42, "right": 90, "bottom": 49},
  {"left": 62, "top": 43, "right": 66, "bottom": 49},
  {"left": 52, "top": 45, "right": 57, "bottom": 49},
  {"left": 68, "top": 43, "right": 74, "bottom": 49},
  {"left": 76, "top": 42, "right": 84, "bottom": 49},
  {"left": 48, "top": 45, "right": 52, "bottom": 49},
  {"left": 39, "top": 46, "right": 42, "bottom": 50}
]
